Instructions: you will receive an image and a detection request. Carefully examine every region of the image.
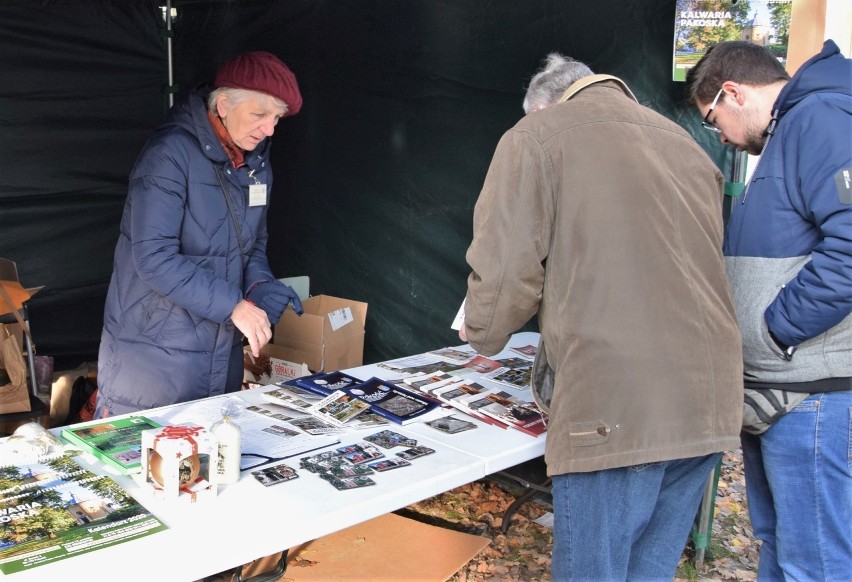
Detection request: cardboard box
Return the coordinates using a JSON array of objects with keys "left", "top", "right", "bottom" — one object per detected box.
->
[
  {"left": 284, "top": 513, "right": 489, "bottom": 581},
  {"left": 243, "top": 343, "right": 310, "bottom": 385},
  {"left": 273, "top": 295, "right": 367, "bottom": 373}
]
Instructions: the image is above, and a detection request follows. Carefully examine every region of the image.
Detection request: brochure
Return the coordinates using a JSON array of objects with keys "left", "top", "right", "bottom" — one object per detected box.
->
[
  {"left": 308, "top": 391, "right": 372, "bottom": 428},
  {"left": 474, "top": 391, "right": 548, "bottom": 437}
]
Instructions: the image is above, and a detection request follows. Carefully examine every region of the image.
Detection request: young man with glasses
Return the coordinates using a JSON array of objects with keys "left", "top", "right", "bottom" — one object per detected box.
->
[{"left": 686, "top": 41, "right": 852, "bottom": 581}]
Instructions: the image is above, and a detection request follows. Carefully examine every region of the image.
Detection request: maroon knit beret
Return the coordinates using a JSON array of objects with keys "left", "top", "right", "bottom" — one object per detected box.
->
[{"left": 214, "top": 51, "right": 302, "bottom": 116}]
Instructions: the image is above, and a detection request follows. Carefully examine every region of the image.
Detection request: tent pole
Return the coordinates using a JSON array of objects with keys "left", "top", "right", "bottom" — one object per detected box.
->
[{"left": 166, "top": 0, "right": 174, "bottom": 109}]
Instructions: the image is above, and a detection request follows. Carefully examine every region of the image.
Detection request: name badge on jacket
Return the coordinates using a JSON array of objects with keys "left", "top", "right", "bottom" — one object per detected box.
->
[{"left": 249, "top": 184, "right": 268, "bottom": 207}]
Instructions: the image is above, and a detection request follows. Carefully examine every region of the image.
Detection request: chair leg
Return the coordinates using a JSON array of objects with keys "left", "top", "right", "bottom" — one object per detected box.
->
[
  {"left": 232, "top": 549, "right": 288, "bottom": 582},
  {"left": 20, "top": 306, "right": 38, "bottom": 398},
  {"left": 692, "top": 458, "right": 722, "bottom": 567},
  {"left": 501, "top": 477, "right": 552, "bottom": 534}
]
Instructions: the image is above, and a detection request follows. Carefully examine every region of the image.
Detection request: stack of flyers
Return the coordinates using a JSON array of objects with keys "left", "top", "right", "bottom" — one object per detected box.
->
[
  {"left": 402, "top": 372, "right": 461, "bottom": 395},
  {"left": 431, "top": 380, "right": 507, "bottom": 428},
  {"left": 260, "top": 385, "right": 323, "bottom": 412},
  {"left": 425, "top": 415, "right": 478, "bottom": 434}
]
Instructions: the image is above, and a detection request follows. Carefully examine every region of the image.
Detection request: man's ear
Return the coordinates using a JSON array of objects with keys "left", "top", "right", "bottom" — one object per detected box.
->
[{"left": 721, "top": 81, "right": 747, "bottom": 107}]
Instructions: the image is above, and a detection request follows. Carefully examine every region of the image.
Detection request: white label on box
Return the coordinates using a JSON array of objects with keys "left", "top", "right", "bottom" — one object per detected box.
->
[
  {"left": 269, "top": 359, "right": 308, "bottom": 382},
  {"left": 328, "top": 307, "right": 354, "bottom": 331}
]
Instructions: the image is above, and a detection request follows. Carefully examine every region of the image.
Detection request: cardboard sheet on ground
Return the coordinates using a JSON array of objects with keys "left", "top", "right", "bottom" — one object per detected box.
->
[{"left": 284, "top": 513, "right": 490, "bottom": 581}]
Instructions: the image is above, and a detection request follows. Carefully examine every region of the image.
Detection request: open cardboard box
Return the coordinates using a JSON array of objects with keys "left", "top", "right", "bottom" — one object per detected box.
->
[
  {"left": 244, "top": 343, "right": 310, "bottom": 385},
  {"left": 272, "top": 294, "right": 367, "bottom": 373}
]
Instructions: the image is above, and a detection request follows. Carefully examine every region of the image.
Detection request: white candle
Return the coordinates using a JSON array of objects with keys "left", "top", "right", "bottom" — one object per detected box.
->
[{"left": 211, "top": 416, "right": 241, "bottom": 485}]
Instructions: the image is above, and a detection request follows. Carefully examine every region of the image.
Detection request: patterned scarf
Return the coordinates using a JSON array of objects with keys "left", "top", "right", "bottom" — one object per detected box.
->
[{"left": 208, "top": 109, "right": 245, "bottom": 169}]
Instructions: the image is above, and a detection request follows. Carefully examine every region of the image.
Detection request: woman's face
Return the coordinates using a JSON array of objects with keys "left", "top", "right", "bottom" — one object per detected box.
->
[{"left": 217, "top": 91, "right": 287, "bottom": 151}]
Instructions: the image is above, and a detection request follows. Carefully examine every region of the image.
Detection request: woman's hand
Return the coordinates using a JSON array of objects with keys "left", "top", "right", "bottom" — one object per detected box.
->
[{"left": 231, "top": 299, "right": 273, "bottom": 357}]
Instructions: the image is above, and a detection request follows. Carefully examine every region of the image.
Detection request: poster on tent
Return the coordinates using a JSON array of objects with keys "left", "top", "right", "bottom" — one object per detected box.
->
[{"left": 672, "top": 0, "right": 794, "bottom": 81}]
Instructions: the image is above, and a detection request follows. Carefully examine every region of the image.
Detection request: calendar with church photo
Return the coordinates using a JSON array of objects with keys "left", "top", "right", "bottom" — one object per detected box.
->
[{"left": 0, "top": 452, "right": 166, "bottom": 574}]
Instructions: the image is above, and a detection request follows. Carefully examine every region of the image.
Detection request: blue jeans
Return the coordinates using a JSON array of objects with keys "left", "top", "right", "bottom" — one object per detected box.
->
[
  {"left": 741, "top": 391, "right": 852, "bottom": 582},
  {"left": 551, "top": 453, "right": 721, "bottom": 582}
]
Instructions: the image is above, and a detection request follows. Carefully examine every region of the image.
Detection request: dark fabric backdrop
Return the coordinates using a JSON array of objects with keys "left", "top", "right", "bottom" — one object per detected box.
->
[{"left": 0, "top": 0, "right": 732, "bottom": 370}]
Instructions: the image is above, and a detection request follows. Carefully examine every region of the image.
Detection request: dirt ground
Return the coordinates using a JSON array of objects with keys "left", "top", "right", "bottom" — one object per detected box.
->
[{"left": 399, "top": 450, "right": 758, "bottom": 582}]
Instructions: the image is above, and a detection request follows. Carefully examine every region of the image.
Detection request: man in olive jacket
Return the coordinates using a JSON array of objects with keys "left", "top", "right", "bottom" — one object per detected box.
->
[{"left": 461, "top": 53, "right": 743, "bottom": 581}]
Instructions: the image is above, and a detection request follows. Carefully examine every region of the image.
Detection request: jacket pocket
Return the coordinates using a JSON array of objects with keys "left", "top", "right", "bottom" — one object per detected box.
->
[
  {"left": 760, "top": 317, "right": 789, "bottom": 361},
  {"left": 141, "top": 293, "right": 174, "bottom": 341}
]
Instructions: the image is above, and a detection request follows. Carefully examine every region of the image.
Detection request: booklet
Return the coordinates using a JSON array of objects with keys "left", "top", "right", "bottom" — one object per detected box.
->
[
  {"left": 294, "top": 370, "right": 365, "bottom": 396},
  {"left": 343, "top": 377, "right": 442, "bottom": 425},
  {"left": 60, "top": 416, "right": 162, "bottom": 475}
]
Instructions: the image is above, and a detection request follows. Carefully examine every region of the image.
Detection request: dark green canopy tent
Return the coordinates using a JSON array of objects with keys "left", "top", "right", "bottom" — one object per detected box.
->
[{"left": 0, "top": 0, "right": 734, "bottom": 370}]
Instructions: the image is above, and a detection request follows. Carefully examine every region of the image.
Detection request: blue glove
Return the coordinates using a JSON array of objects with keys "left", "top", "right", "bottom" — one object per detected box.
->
[{"left": 247, "top": 281, "right": 304, "bottom": 324}]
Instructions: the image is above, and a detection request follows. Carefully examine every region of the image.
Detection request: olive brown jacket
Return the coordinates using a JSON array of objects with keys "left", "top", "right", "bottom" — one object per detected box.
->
[{"left": 464, "top": 78, "right": 743, "bottom": 474}]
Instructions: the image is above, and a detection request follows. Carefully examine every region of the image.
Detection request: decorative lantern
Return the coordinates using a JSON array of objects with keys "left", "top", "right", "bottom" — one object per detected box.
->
[{"left": 139, "top": 424, "right": 218, "bottom": 502}]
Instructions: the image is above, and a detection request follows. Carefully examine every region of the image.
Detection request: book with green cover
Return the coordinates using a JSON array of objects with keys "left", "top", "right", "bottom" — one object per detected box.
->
[{"left": 60, "top": 416, "right": 162, "bottom": 475}]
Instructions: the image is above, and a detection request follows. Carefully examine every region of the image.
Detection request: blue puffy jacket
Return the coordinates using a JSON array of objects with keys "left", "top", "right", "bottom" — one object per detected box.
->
[
  {"left": 96, "top": 87, "right": 279, "bottom": 416},
  {"left": 725, "top": 40, "right": 852, "bottom": 387}
]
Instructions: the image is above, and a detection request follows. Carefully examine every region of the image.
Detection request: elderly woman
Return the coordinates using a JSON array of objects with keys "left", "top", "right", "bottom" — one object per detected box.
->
[{"left": 96, "top": 51, "right": 303, "bottom": 418}]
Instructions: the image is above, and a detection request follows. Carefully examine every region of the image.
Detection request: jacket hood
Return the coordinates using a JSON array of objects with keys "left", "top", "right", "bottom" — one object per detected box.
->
[
  {"left": 160, "top": 85, "right": 271, "bottom": 164},
  {"left": 775, "top": 40, "right": 852, "bottom": 117}
]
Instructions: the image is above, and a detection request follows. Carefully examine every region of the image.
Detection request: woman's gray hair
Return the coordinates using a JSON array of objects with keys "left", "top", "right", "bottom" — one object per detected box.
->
[
  {"left": 522, "top": 53, "right": 594, "bottom": 114},
  {"left": 207, "top": 87, "right": 287, "bottom": 113}
]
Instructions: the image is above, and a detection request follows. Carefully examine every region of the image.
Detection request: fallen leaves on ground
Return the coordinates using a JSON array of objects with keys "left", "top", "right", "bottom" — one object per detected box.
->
[{"left": 403, "top": 450, "right": 759, "bottom": 581}]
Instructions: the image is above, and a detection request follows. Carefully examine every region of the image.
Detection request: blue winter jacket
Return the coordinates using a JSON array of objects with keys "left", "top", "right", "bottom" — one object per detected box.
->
[
  {"left": 725, "top": 40, "right": 852, "bottom": 387},
  {"left": 96, "top": 87, "right": 279, "bottom": 416}
]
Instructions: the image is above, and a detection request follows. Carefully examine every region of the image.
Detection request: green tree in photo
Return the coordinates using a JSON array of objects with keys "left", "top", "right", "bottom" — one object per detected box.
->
[
  {"left": 675, "top": 0, "right": 752, "bottom": 53},
  {"left": 769, "top": 1, "right": 792, "bottom": 45}
]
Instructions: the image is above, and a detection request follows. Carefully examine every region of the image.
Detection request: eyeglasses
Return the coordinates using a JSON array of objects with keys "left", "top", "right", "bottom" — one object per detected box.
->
[{"left": 701, "top": 88, "right": 725, "bottom": 133}]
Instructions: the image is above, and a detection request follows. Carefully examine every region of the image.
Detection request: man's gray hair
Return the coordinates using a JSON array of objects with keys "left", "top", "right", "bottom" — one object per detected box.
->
[{"left": 523, "top": 53, "right": 594, "bottom": 114}]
